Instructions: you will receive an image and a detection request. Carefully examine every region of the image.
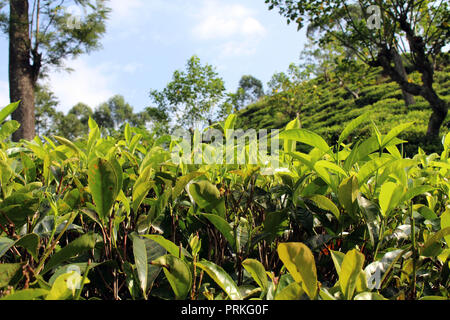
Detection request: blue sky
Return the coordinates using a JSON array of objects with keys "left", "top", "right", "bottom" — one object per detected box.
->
[{"left": 0, "top": 0, "right": 307, "bottom": 114}]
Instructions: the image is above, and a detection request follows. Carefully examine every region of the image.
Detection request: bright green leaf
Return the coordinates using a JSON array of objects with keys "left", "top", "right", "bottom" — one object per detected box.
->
[
  {"left": 197, "top": 260, "right": 242, "bottom": 300},
  {"left": 277, "top": 243, "right": 317, "bottom": 299}
]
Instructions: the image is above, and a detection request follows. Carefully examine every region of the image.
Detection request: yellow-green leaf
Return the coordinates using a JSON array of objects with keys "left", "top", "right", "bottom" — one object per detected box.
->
[
  {"left": 339, "top": 249, "right": 365, "bottom": 300},
  {"left": 242, "top": 259, "right": 268, "bottom": 291},
  {"left": 307, "top": 195, "right": 340, "bottom": 220},
  {"left": 379, "top": 182, "right": 404, "bottom": 217},
  {"left": 277, "top": 243, "right": 317, "bottom": 299}
]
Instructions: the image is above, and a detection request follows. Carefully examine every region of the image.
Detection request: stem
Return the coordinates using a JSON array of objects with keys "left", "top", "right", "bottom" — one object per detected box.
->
[
  {"left": 410, "top": 201, "right": 417, "bottom": 299},
  {"left": 191, "top": 256, "right": 197, "bottom": 300},
  {"left": 75, "top": 261, "right": 92, "bottom": 300},
  {"left": 35, "top": 212, "right": 77, "bottom": 276},
  {"left": 374, "top": 218, "right": 385, "bottom": 259}
]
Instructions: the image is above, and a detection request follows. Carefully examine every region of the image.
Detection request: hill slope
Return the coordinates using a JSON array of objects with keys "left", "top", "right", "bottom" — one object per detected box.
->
[{"left": 237, "top": 63, "right": 450, "bottom": 155}]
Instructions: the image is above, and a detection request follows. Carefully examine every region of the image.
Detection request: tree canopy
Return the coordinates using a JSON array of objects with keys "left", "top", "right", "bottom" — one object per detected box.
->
[{"left": 149, "top": 55, "right": 226, "bottom": 129}]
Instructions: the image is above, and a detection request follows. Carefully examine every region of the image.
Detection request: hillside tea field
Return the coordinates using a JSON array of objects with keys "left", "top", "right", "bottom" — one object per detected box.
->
[
  {"left": 0, "top": 103, "right": 449, "bottom": 301},
  {"left": 237, "top": 63, "right": 450, "bottom": 156}
]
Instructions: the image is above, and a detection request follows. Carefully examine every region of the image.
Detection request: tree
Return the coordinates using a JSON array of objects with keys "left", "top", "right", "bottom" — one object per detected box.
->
[
  {"left": 95, "top": 95, "right": 136, "bottom": 130},
  {"left": 265, "top": 0, "right": 449, "bottom": 137},
  {"left": 267, "top": 63, "right": 304, "bottom": 93},
  {"left": 106, "top": 95, "right": 134, "bottom": 129},
  {"left": 218, "top": 75, "right": 265, "bottom": 119},
  {"left": 0, "top": 0, "right": 109, "bottom": 141},
  {"left": 299, "top": 37, "right": 366, "bottom": 100},
  {"left": 93, "top": 103, "right": 114, "bottom": 130},
  {"left": 238, "top": 75, "right": 264, "bottom": 106},
  {"left": 54, "top": 102, "right": 93, "bottom": 139},
  {"left": 266, "top": 63, "right": 320, "bottom": 119},
  {"left": 35, "top": 83, "right": 59, "bottom": 136},
  {"left": 142, "top": 106, "right": 170, "bottom": 136},
  {"left": 149, "top": 55, "right": 226, "bottom": 129}
]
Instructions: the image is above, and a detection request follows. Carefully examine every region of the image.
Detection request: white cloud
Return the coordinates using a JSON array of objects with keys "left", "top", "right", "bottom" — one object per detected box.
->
[
  {"left": 108, "top": 0, "right": 145, "bottom": 21},
  {"left": 0, "top": 81, "right": 9, "bottom": 108},
  {"left": 121, "top": 63, "right": 143, "bottom": 74},
  {"left": 242, "top": 17, "right": 266, "bottom": 36},
  {"left": 219, "top": 41, "right": 257, "bottom": 58},
  {"left": 46, "top": 59, "right": 115, "bottom": 113},
  {"left": 192, "top": 1, "right": 266, "bottom": 40}
]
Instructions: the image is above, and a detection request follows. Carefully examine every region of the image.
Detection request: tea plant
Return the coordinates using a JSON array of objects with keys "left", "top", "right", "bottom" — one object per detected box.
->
[{"left": 0, "top": 102, "right": 449, "bottom": 300}]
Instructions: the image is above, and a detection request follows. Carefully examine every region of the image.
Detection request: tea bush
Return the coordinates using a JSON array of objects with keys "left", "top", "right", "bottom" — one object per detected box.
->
[{"left": 0, "top": 103, "right": 449, "bottom": 300}]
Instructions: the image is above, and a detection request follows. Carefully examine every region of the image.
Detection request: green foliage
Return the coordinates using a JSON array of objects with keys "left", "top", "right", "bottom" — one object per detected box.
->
[
  {"left": 4, "top": 0, "right": 111, "bottom": 71},
  {"left": 150, "top": 55, "right": 226, "bottom": 128},
  {"left": 265, "top": 0, "right": 449, "bottom": 136},
  {"left": 0, "top": 110, "right": 449, "bottom": 301},
  {"left": 238, "top": 63, "right": 450, "bottom": 155}
]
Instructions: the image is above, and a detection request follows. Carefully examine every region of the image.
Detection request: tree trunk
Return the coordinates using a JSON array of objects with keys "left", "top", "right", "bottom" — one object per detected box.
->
[
  {"left": 392, "top": 50, "right": 416, "bottom": 106},
  {"left": 9, "top": 0, "right": 36, "bottom": 141},
  {"left": 375, "top": 46, "right": 448, "bottom": 138},
  {"left": 338, "top": 77, "right": 360, "bottom": 99},
  {"left": 422, "top": 87, "right": 448, "bottom": 137}
]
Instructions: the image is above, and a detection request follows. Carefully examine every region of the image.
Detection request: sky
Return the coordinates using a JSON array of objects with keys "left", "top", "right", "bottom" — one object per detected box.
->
[{"left": 0, "top": 0, "right": 308, "bottom": 114}]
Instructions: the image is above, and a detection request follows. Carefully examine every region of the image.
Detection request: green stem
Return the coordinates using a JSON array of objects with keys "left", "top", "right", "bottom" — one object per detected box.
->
[
  {"left": 374, "top": 218, "right": 384, "bottom": 259},
  {"left": 35, "top": 211, "right": 77, "bottom": 276},
  {"left": 75, "top": 261, "right": 92, "bottom": 300},
  {"left": 410, "top": 201, "right": 417, "bottom": 300}
]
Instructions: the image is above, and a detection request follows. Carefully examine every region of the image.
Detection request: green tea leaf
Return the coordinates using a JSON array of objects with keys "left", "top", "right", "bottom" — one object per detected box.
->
[
  {"left": 284, "top": 118, "right": 301, "bottom": 154},
  {"left": 197, "top": 260, "right": 242, "bottom": 300},
  {"left": 15, "top": 233, "right": 40, "bottom": 262},
  {"left": 188, "top": 180, "right": 226, "bottom": 217},
  {"left": 441, "top": 209, "right": 450, "bottom": 246},
  {"left": 132, "top": 181, "right": 154, "bottom": 214},
  {"left": 330, "top": 250, "right": 346, "bottom": 274},
  {"left": 46, "top": 271, "right": 89, "bottom": 300},
  {"left": 338, "top": 176, "right": 359, "bottom": 218},
  {"left": 338, "top": 112, "right": 371, "bottom": 146},
  {"left": 153, "top": 255, "right": 192, "bottom": 300},
  {"left": 354, "top": 292, "right": 386, "bottom": 300},
  {"left": 0, "top": 237, "right": 15, "bottom": 258},
  {"left": 141, "top": 235, "right": 191, "bottom": 259},
  {"left": 339, "top": 249, "right": 365, "bottom": 300},
  {"left": 242, "top": 259, "right": 268, "bottom": 291},
  {"left": 0, "top": 120, "right": 20, "bottom": 140},
  {"left": 277, "top": 243, "right": 317, "bottom": 299},
  {"left": 172, "top": 171, "right": 205, "bottom": 199},
  {"left": 43, "top": 232, "right": 100, "bottom": 275},
  {"left": 421, "top": 227, "right": 450, "bottom": 257},
  {"left": 0, "top": 289, "right": 49, "bottom": 300},
  {"left": 402, "top": 186, "right": 434, "bottom": 204},
  {"left": 131, "top": 234, "right": 148, "bottom": 296},
  {"left": 307, "top": 195, "right": 340, "bottom": 220},
  {"left": 279, "top": 129, "right": 330, "bottom": 153},
  {"left": 201, "top": 213, "right": 236, "bottom": 251},
  {"left": 379, "top": 182, "right": 404, "bottom": 217},
  {"left": 0, "top": 263, "right": 22, "bottom": 288},
  {"left": 357, "top": 195, "right": 380, "bottom": 247},
  {"left": 224, "top": 114, "right": 237, "bottom": 133},
  {"left": 88, "top": 158, "right": 119, "bottom": 222},
  {"left": 264, "top": 210, "right": 290, "bottom": 242},
  {"left": 381, "top": 122, "right": 414, "bottom": 149},
  {"left": 54, "top": 136, "right": 83, "bottom": 158},
  {"left": 0, "top": 102, "right": 20, "bottom": 123},
  {"left": 274, "top": 282, "right": 305, "bottom": 300}
]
